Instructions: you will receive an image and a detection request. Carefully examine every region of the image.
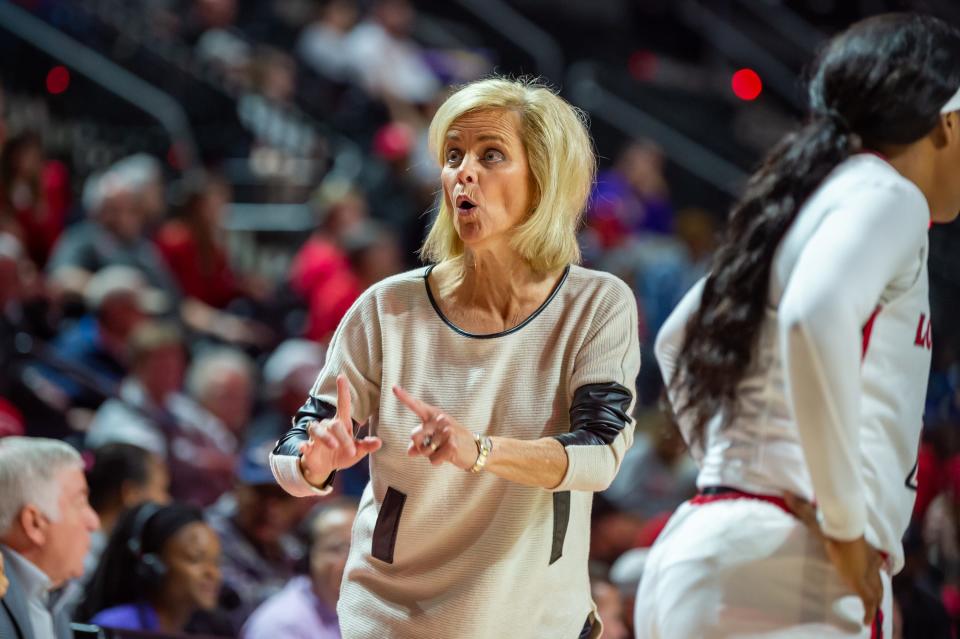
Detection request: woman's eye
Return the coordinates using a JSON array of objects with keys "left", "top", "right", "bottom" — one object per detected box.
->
[
  {"left": 446, "top": 149, "right": 462, "bottom": 164},
  {"left": 484, "top": 149, "right": 504, "bottom": 162}
]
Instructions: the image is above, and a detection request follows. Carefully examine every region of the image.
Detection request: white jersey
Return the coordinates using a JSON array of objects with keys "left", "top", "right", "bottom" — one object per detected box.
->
[{"left": 657, "top": 153, "right": 932, "bottom": 573}]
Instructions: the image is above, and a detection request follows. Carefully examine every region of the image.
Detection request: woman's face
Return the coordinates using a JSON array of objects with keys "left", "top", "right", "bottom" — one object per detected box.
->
[
  {"left": 440, "top": 109, "right": 534, "bottom": 251},
  {"left": 159, "top": 522, "right": 222, "bottom": 612}
]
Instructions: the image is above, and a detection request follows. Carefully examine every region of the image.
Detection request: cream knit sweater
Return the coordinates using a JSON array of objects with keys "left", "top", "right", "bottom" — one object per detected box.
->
[{"left": 271, "top": 264, "right": 641, "bottom": 638}]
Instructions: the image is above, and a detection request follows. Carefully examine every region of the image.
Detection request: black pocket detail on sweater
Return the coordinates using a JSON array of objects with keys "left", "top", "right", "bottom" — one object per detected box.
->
[
  {"left": 550, "top": 491, "right": 571, "bottom": 565},
  {"left": 372, "top": 486, "right": 406, "bottom": 563}
]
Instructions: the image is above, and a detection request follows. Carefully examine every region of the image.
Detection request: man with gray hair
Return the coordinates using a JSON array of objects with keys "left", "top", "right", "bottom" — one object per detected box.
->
[
  {"left": 0, "top": 437, "right": 100, "bottom": 639},
  {"left": 186, "top": 347, "right": 255, "bottom": 438}
]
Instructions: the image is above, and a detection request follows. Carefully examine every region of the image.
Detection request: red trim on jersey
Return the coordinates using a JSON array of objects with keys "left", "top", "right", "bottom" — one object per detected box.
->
[
  {"left": 691, "top": 489, "right": 791, "bottom": 515},
  {"left": 862, "top": 305, "right": 883, "bottom": 360},
  {"left": 872, "top": 608, "right": 884, "bottom": 639}
]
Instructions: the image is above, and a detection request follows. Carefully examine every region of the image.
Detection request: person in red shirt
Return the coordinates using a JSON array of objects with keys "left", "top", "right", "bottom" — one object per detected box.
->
[
  {"left": 0, "top": 131, "right": 70, "bottom": 268},
  {"left": 155, "top": 172, "right": 245, "bottom": 309}
]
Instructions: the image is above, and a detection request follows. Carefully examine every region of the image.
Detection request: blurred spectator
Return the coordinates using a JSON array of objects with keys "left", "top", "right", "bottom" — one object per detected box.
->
[
  {"left": 343, "top": 0, "right": 440, "bottom": 108},
  {"left": 191, "top": 0, "right": 251, "bottom": 87},
  {"left": 84, "top": 443, "right": 171, "bottom": 578},
  {"left": 110, "top": 154, "right": 167, "bottom": 231},
  {"left": 185, "top": 347, "right": 255, "bottom": 439},
  {"left": 674, "top": 207, "right": 718, "bottom": 274},
  {"left": 249, "top": 47, "right": 298, "bottom": 105},
  {"left": 80, "top": 502, "right": 223, "bottom": 635},
  {"left": 895, "top": 525, "right": 952, "bottom": 639},
  {"left": 586, "top": 139, "right": 674, "bottom": 250},
  {"left": 85, "top": 322, "right": 237, "bottom": 506},
  {"left": 207, "top": 436, "right": 305, "bottom": 628},
  {"left": 304, "top": 219, "right": 402, "bottom": 343},
  {"left": 0, "top": 437, "right": 100, "bottom": 639},
  {"left": 924, "top": 457, "right": 960, "bottom": 581},
  {"left": 609, "top": 547, "right": 650, "bottom": 636},
  {"left": 155, "top": 170, "right": 247, "bottom": 310},
  {"left": 297, "top": 0, "right": 360, "bottom": 82},
  {"left": 38, "top": 266, "right": 160, "bottom": 411},
  {"left": 249, "top": 338, "right": 325, "bottom": 443},
  {"left": 241, "top": 500, "right": 357, "bottom": 639},
  {"left": 0, "top": 131, "right": 70, "bottom": 267},
  {"left": 290, "top": 181, "right": 367, "bottom": 294},
  {"left": 0, "top": 232, "right": 72, "bottom": 438},
  {"left": 364, "top": 119, "right": 436, "bottom": 260},
  {"left": 591, "top": 577, "right": 630, "bottom": 639},
  {"left": 0, "top": 234, "right": 40, "bottom": 423},
  {"left": 603, "top": 415, "right": 697, "bottom": 522},
  {"left": 47, "top": 166, "right": 181, "bottom": 301},
  {"left": 289, "top": 183, "right": 366, "bottom": 343},
  {"left": 51, "top": 164, "right": 267, "bottom": 347},
  {"left": 590, "top": 495, "right": 644, "bottom": 567}
]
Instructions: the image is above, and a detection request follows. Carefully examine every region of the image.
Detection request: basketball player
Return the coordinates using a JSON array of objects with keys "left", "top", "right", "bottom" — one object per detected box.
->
[{"left": 635, "top": 13, "right": 960, "bottom": 639}]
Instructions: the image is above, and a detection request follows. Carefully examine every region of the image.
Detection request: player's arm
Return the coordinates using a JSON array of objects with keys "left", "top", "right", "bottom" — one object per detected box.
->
[
  {"left": 778, "top": 183, "right": 928, "bottom": 541},
  {"left": 654, "top": 277, "right": 706, "bottom": 454}
]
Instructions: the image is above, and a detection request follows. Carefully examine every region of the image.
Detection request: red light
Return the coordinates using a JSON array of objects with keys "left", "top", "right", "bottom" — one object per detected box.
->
[
  {"left": 46, "top": 66, "right": 70, "bottom": 95},
  {"left": 731, "top": 68, "right": 762, "bottom": 101},
  {"left": 628, "top": 50, "right": 658, "bottom": 81},
  {"left": 167, "top": 142, "right": 183, "bottom": 169}
]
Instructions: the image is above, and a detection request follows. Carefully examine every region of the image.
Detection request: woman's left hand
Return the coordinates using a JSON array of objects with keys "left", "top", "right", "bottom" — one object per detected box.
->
[{"left": 393, "top": 385, "right": 479, "bottom": 471}]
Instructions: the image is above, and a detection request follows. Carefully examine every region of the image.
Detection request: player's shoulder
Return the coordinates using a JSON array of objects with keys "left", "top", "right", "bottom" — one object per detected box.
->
[{"left": 829, "top": 154, "right": 929, "bottom": 224}]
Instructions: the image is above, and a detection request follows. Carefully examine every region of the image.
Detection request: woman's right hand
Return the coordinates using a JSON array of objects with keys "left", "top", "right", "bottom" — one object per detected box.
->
[
  {"left": 298, "top": 374, "right": 382, "bottom": 486},
  {"left": 784, "top": 493, "right": 883, "bottom": 626}
]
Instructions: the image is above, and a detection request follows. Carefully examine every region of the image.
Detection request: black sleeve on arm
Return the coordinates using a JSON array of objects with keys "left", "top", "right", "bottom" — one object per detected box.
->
[
  {"left": 553, "top": 382, "right": 633, "bottom": 447},
  {"left": 272, "top": 395, "right": 340, "bottom": 489}
]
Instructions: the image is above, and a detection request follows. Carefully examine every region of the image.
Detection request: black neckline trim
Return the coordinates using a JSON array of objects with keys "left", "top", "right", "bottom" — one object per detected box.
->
[{"left": 423, "top": 264, "right": 571, "bottom": 340}]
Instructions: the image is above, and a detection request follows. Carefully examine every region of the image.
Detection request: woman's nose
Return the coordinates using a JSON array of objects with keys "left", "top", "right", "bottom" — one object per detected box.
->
[{"left": 457, "top": 155, "right": 478, "bottom": 184}]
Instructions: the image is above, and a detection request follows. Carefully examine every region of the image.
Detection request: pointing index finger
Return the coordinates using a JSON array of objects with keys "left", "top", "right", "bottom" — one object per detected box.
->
[{"left": 393, "top": 385, "right": 432, "bottom": 421}]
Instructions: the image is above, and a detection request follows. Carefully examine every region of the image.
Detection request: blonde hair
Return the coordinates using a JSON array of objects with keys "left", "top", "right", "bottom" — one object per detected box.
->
[{"left": 421, "top": 77, "right": 596, "bottom": 273}]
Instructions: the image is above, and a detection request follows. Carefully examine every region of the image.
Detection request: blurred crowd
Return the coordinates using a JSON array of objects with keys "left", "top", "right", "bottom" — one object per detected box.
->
[{"left": 0, "top": 1, "right": 959, "bottom": 639}]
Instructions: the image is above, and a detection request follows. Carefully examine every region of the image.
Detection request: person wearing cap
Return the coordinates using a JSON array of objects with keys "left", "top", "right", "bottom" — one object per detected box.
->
[{"left": 206, "top": 435, "right": 306, "bottom": 629}]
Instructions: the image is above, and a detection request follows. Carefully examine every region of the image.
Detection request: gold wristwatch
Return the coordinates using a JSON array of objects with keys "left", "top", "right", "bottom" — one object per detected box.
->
[{"left": 469, "top": 433, "right": 493, "bottom": 473}]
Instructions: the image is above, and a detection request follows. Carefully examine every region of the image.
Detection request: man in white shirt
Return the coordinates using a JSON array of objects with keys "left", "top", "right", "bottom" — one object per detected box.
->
[{"left": 0, "top": 437, "right": 100, "bottom": 639}]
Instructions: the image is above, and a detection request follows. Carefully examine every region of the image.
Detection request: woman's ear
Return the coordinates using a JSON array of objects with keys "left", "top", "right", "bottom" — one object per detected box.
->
[{"left": 933, "top": 111, "right": 960, "bottom": 149}]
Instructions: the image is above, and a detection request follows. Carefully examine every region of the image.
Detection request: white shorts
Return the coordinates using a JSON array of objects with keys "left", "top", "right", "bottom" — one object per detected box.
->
[{"left": 634, "top": 498, "right": 892, "bottom": 639}]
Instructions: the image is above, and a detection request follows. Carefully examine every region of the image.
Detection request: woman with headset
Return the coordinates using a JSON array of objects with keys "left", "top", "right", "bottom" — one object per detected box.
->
[{"left": 78, "top": 502, "right": 223, "bottom": 634}]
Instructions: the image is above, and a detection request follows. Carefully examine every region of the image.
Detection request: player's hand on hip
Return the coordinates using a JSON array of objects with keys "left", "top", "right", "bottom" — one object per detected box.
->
[
  {"left": 298, "top": 374, "right": 382, "bottom": 484},
  {"left": 784, "top": 493, "right": 883, "bottom": 627},
  {"left": 393, "top": 385, "right": 477, "bottom": 470}
]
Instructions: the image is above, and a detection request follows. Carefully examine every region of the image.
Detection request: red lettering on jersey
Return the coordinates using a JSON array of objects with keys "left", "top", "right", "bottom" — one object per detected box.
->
[
  {"left": 861, "top": 305, "right": 882, "bottom": 360},
  {"left": 914, "top": 313, "right": 933, "bottom": 350}
]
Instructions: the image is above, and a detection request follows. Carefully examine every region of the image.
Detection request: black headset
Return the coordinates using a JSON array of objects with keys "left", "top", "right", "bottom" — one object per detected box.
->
[{"left": 126, "top": 503, "right": 167, "bottom": 590}]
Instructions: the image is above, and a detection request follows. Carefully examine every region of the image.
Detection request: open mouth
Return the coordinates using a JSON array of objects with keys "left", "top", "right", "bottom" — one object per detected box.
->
[{"left": 456, "top": 195, "right": 477, "bottom": 214}]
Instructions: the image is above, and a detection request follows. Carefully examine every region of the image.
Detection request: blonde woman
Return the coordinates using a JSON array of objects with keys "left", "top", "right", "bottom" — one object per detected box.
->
[{"left": 271, "top": 77, "right": 641, "bottom": 639}]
